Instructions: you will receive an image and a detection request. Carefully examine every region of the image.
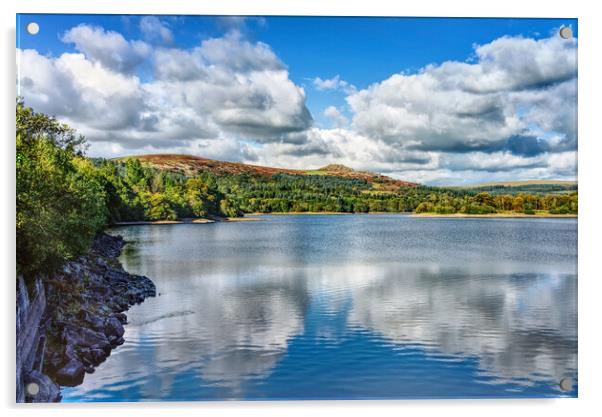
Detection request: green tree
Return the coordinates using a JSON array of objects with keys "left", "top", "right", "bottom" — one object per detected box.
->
[
  {"left": 144, "top": 192, "right": 177, "bottom": 221},
  {"left": 16, "top": 100, "right": 107, "bottom": 277}
]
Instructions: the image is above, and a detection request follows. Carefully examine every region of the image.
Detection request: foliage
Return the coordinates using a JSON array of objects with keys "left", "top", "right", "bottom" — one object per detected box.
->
[
  {"left": 201, "top": 174, "right": 577, "bottom": 216},
  {"left": 93, "top": 158, "right": 240, "bottom": 222},
  {"left": 456, "top": 183, "right": 577, "bottom": 195},
  {"left": 17, "top": 100, "right": 107, "bottom": 277}
]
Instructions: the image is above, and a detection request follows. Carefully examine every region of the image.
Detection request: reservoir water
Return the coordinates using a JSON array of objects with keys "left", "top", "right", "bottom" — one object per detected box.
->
[{"left": 62, "top": 214, "right": 578, "bottom": 401}]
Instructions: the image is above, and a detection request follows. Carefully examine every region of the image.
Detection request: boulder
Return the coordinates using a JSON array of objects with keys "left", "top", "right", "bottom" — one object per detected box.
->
[
  {"left": 55, "top": 359, "right": 85, "bottom": 386},
  {"left": 63, "top": 326, "right": 110, "bottom": 349},
  {"left": 91, "top": 233, "right": 125, "bottom": 258},
  {"left": 113, "top": 312, "right": 128, "bottom": 324},
  {"left": 80, "top": 348, "right": 108, "bottom": 366},
  {"left": 91, "top": 348, "right": 109, "bottom": 364},
  {"left": 77, "top": 309, "right": 105, "bottom": 331}
]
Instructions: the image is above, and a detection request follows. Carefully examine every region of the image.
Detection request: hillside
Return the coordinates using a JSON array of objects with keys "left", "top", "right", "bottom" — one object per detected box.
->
[
  {"left": 450, "top": 180, "right": 577, "bottom": 195},
  {"left": 116, "top": 154, "right": 418, "bottom": 190},
  {"left": 462, "top": 180, "right": 577, "bottom": 188}
]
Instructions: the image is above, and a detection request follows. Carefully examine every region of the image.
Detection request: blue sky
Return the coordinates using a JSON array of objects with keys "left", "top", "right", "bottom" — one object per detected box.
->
[{"left": 16, "top": 15, "right": 577, "bottom": 184}]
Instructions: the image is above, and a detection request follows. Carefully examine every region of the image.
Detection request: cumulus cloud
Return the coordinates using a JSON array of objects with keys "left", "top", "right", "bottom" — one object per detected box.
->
[
  {"left": 323, "top": 106, "right": 348, "bottom": 127},
  {"left": 146, "top": 32, "right": 312, "bottom": 140},
  {"left": 199, "top": 31, "right": 285, "bottom": 73},
  {"left": 312, "top": 75, "right": 357, "bottom": 94},
  {"left": 17, "top": 23, "right": 577, "bottom": 184},
  {"left": 18, "top": 49, "right": 146, "bottom": 131},
  {"left": 61, "top": 25, "right": 150, "bottom": 73},
  {"left": 18, "top": 25, "right": 312, "bottom": 156},
  {"left": 139, "top": 16, "right": 174, "bottom": 45},
  {"left": 346, "top": 35, "right": 577, "bottom": 157}
]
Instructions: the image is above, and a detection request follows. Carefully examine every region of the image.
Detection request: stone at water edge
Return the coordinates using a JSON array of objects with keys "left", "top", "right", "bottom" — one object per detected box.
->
[
  {"left": 113, "top": 312, "right": 128, "bottom": 324},
  {"left": 55, "top": 359, "right": 85, "bottom": 387},
  {"left": 62, "top": 326, "right": 111, "bottom": 353},
  {"left": 104, "top": 316, "right": 125, "bottom": 339},
  {"left": 78, "top": 347, "right": 108, "bottom": 367}
]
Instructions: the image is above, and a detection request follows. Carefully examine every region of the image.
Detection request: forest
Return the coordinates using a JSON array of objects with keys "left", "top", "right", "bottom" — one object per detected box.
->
[{"left": 16, "top": 101, "right": 578, "bottom": 277}]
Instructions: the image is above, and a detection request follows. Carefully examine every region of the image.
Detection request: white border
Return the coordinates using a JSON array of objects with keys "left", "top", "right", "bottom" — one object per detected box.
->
[{"left": 3, "top": 1, "right": 601, "bottom": 416}]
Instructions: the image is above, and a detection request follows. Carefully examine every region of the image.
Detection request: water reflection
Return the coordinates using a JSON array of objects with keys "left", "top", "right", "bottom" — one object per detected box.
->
[
  {"left": 345, "top": 265, "right": 577, "bottom": 385},
  {"left": 63, "top": 216, "right": 577, "bottom": 401}
]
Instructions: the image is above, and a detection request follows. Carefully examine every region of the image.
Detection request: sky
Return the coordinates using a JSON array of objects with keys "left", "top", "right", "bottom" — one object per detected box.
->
[{"left": 16, "top": 15, "right": 577, "bottom": 185}]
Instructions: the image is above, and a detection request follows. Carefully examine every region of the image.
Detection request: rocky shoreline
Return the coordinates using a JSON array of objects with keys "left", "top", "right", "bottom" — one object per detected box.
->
[{"left": 22, "top": 232, "right": 156, "bottom": 402}]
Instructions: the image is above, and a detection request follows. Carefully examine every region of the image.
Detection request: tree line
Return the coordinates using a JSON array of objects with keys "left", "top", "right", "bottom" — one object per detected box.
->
[{"left": 205, "top": 173, "right": 577, "bottom": 215}]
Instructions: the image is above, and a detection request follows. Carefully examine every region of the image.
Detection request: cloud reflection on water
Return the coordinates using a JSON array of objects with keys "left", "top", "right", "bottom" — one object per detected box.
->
[{"left": 63, "top": 218, "right": 577, "bottom": 401}]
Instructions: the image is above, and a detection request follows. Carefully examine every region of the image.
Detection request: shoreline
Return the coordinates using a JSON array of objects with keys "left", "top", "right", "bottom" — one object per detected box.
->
[
  {"left": 112, "top": 216, "right": 262, "bottom": 226},
  {"left": 253, "top": 211, "right": 577, "bottom": 218},
  {"left": 21, "top": 233, "right": 157, "bottom": 402},
  {"left": 112, "top": 212, "right": 578, "bottom": 225},
  {"left": 411, "top": 212, "right": 577, "bottom": 218}
]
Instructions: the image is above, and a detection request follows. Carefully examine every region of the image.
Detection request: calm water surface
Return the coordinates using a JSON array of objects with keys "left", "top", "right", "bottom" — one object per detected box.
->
[{"left": 63, "top": 215, "right": 577, "bottom": 401}]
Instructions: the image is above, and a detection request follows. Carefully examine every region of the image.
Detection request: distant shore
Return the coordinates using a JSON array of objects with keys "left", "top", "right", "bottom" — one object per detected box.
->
[
  {"left": 252, "top": 211, "right": 577, "bottom": 218},
  {"left": 411, "top": 212, "right": 577, "bottom": 218},
  {"left": 112, "top": 212, "right": 577, "bottom": 225}
]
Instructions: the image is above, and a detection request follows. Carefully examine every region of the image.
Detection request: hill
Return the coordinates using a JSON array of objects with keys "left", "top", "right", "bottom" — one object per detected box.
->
[{"left": 116, "top": 154, "right": 418, "bottom": 190}]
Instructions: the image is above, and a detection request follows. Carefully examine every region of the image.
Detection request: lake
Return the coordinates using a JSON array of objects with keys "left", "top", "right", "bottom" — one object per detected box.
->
[{"left": 62, "top": 214, "right": 578, "bottom": 401}]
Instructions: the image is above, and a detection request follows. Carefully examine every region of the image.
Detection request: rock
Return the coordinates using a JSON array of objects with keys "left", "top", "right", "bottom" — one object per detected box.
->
[
  {"left": 24, "top": 370, "right": 61, "bottom": 402},
  {"left": 108, "top": 335, "right": 125, "bottom": 347},
  {"left": 63, "top": 327, "right": 110, "bottom": 349},
  {"left": 55, "top": 359, "right": 85, "bottom": 386},
  {"left": 44, "top": 351, "right": 64, "bottom": 374},
  {"left": 91, "top": 233, "right": 125, "bottom": 258},
  {"left": 113, "top": 312, "right": 128, "bottom": 324},
  {"left": 77, "top": 309, "right": 105, "bottom": 331},
  {"left": 64, "top": 343, "right": 79, "bottom": 362},
  {"left": 77, "top": 347, "right": 108, "bottom": 366},
  {"left": 40, "top": 232, "right": 156, "bottom": 395},
  {"left": 90, "top": 348, "right": 108, "bottom": 365}
]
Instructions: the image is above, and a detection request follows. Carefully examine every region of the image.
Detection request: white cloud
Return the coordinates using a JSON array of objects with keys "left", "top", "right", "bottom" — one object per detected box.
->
[
  {"left": 312, "top": 75, "right": 357, "bottom": 94},
  {"left": 61, "top": 24, "right": 150, "bottom": 73},
  {"left": 323, "top": 106, "right": 348, "bottom": 128},
  {"left": 346, "top": 34, "right": 577, "bottom": 156},
  {"left": 18, "top": 49, "right": 145, "bottom": 131},
  {"left": 199, "top": 31, "right": 284, "bottom": 73},
  {"left": 139, "top": 16, "right": 174, "bottom": 45},
  {"left": 18, "top": 25, "right": 577, "bottom": 184},
  {"left": 18, "top": 26, "right": 312, "bottom": 156},
  {"left": 147, "top": 33, "right": 312, "bottom": 140}
]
